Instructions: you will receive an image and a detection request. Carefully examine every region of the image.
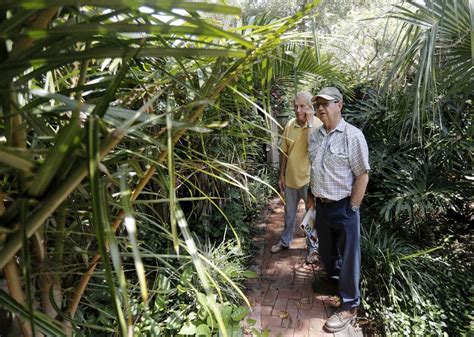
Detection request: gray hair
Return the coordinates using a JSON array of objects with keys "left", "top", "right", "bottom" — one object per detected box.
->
[{"left": 294, "top": 91, "right": 314, "bottom": 111}]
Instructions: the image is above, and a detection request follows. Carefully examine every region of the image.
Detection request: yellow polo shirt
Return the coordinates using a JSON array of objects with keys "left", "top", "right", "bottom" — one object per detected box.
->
[{"left": 281, "top": 117, "right": 322, "bottom": 189}]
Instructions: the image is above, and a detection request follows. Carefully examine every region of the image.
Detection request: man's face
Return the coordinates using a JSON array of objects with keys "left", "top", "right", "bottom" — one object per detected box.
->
[
  {"left": 314, "top": 98, "right": 342, "bottom": 127},
  {"left": 294, "top": 97, "right": 312, "bottom": 125}
]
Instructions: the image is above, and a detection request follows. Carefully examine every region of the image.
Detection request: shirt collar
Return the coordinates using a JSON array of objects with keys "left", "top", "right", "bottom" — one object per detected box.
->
[
  {"left": 292, "top": 118, "right": 308, "bottom": 129},
  {"left": 319, "top": 118, "right": 346, "bottom": 135}
]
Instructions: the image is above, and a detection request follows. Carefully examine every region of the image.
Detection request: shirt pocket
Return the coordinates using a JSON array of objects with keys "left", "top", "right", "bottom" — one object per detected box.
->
[{"left": 325, "top": 144, "right": 349, "bottom": 168}]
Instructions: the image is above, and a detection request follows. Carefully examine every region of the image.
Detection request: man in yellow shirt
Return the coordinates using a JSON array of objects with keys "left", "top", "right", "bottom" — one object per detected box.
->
[{"left": 271, "top": 91, "right": 323, "bottom": 263}]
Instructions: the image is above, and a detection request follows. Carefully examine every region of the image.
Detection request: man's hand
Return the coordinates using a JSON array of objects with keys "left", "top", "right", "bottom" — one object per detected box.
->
[
  {"left": 278, "top": 176, "right": 285, "bottom": 194},
  {"left": 306, "top": 110, "right": 314, "bottom": 127},
  {"left": 306, "top": 191, "right": 314, "bottom": 209},
  {"left": 350, "top": 172, "right": 369, "bottom": 207}
]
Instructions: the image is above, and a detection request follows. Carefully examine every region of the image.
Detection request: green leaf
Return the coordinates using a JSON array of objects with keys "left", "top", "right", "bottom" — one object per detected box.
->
[
  {"left": 154, "top": 295, "right": 167, "bottom": 311},
  {"left": 221, "top": 305, "right": 233, "bottom": 324},
  {"left": 231, "top": 306, "right": 249, "bottom": 321},
  {"left": 1, "top": 0, "right": 242, "bottom": 15},
  {"left": 242, "top": 270, "right": 258, "bottom": 278},
  {"left": 196, "top": 292, "right": 208, "bottom": 308},
  {"left": 156, "top": 274, "right": 171, "bottom": 290},
  {"left": 178, "top": 321, "right": 196, "bottom": 335},
  {"left": 195, "top": 323, "right": 211, "bottom": 337},
  {"left": 246, "top": 318, "right": 257, "bottom": 326},
  {"left": 165, "top": 310, "right": 185, "bottom": 330}
]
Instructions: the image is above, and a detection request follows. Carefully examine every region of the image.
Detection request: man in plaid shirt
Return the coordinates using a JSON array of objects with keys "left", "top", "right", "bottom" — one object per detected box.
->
[{"left": 308, "top": 87, "right": 370, "bottom": 333}]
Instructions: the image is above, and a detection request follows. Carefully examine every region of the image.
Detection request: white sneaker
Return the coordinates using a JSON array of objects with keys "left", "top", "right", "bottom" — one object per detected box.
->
[{"left": 270, "top": 242, "right": 286, "bottom": 253}]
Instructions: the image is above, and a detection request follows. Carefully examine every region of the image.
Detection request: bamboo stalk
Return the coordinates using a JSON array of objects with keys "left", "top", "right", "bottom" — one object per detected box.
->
[
  {"left": 0, "top": 192, "right": 5, "bottom": 242},
  {"left": 1, "top": 195, "right": 32, "bottom": 337},
  {"left": 2, "top": 9, "right": 59, "bottom": 337},
  {"left": 8, "top": 7, "right": 59, "bottom": 185},
  {"left": 4, "top": 261, "right": 33, "bottom": 337}
]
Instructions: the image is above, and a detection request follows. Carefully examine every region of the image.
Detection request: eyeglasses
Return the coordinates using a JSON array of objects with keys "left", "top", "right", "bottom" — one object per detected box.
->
[{"left": 313, "top": 100, "right": 339, "bottom": 109}]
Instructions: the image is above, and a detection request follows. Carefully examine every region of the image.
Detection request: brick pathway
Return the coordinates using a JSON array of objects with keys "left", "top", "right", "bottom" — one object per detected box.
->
[{"left": 244, "top": 198, "right": 363, "bottom": 337}]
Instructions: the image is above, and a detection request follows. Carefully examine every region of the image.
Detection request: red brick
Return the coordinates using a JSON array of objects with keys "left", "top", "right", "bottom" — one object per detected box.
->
[
  {"left": 278, "top": 274, "right": 294, "bottom": 285},
  {"left": 309, "top": 317, "right": 329, "bottom": 335},
  {"left": 244, "top": 198, "right": 343, "bottom": 337},
  {"left": 261, "top": 314, "right": 282, "bottom": 328},
  {"left": 268, "top": 326, "right": 294, "bottom": 337},
  {"left": 294, "top": 318, "right": 310, "bottom": 334},
  {"left": 297, "top": 308, "right": 310, "bottom": 319},
  {"left": 286, "top": 299, "right": 300, "bottom": 311},
  {"left": 311, "top": 298, "right": 327, "bottom": 318},
  {"left": 261, "top": 305, "right": 273, "bottom": 316},
  {"left": 262, "top": 289, "right": 278, "bottom": 306},
  {"left": 286, "top": 309, "right": 298, "bottom": 328},
  {"left": 298, "top": 296, "right": 312, "bottom": 309},
  {"left": 273, "top": 296, "right": 288, "bottom": 311},
  {"left": 277, "top": 288, "right": 296, "bottom": 299}
]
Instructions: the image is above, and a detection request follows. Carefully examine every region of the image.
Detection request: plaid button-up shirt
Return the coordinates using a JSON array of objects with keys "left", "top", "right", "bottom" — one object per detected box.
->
[{"left": 309, "top": 119, "right": 370, "bottom": 201}]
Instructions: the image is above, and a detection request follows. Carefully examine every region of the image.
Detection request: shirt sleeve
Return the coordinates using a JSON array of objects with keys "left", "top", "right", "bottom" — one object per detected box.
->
[
  {"left": 348, "top": 130, "right": 370, "bottom": 176},
  {"left": 308, "top": 128, "right": 318, "bottom": 163},
  {"left": 280, "top": 121, "right": 290, "bottom": 155}
]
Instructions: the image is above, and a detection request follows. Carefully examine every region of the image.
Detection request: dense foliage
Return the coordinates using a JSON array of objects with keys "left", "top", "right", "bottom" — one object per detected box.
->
[
  {"left": 343, "top": 0, "right": 473, "bottom": 334},
  {"left": 0, "top": 0, "right": 472, "bottom": 336}
]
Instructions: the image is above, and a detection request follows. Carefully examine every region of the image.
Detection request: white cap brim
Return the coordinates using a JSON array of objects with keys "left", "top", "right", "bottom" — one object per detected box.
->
[{"left": 316, "top": 94, "right": 337, "bottom": 100}]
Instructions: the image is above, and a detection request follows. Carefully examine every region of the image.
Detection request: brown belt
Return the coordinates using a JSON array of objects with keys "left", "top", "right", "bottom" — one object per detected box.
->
[{"left": 318, "top": 197, "right": 336, "bottom": 204}]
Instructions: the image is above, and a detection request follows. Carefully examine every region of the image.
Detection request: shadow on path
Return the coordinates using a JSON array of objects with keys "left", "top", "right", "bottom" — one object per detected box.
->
[{"left": 243, "top": 197, "right": 363, "bottom": 337}]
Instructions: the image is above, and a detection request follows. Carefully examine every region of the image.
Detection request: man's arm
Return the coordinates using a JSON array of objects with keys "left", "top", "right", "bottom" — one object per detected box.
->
[
  {"left": 279, "top": 155, "right": 287, "bottom": 193},
  {"left": 306, "top": 186, "right": 314, "bottom": 209},
  {"left": 350, "top": 172, "right": 369, "bottom": 207}
]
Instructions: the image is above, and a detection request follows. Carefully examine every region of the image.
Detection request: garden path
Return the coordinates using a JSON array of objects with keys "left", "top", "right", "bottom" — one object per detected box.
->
[{"left": 243, "top": 197, "right": 363, "bottom": 337}]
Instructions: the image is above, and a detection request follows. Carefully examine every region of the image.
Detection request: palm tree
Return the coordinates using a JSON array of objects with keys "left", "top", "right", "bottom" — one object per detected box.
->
[{"left": 382, "top": 0, "right": 472, "bottom": 140}]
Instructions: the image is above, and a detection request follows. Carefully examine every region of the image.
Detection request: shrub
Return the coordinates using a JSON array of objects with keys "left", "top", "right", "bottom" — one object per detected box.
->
[{"left": 361, "top": 222, "right": 472, "bottom": 336}]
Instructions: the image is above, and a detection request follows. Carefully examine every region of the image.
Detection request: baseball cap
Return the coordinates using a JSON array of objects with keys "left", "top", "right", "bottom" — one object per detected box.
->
[{"left": 314, "top": 87, "right": 343, "bottom": 101}]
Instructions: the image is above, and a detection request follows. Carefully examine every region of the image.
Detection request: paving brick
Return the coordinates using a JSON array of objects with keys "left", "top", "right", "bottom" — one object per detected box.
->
[
  {"left": 262, "top": 287, "right": 278, "bottom": 306},
  {"left": 298, "top": 296, "right": 312, "bottom": 309},
  {"left": 261, "top": 280, "right": 271, "bottom": 295},
  {"left": 279, "top": 273, "right": 295, "bottom": 286},
  {"left": 284, "top": 309, "right": 298, "bottom": 328},
  {"left": 312, "top": 298, "right": 328, "bottom": 318},
  {"left": 268, "top": 326, "right": 295, "bottom": 337},
  {"left": 284, "top": 299, "right": 297, "bottom": 311},
  {"left": 294, "top": 318, "right": 310, "bottom": 335},
  {"left": 301, "top": 285, "right": 315, "bottom": 302},
  {"left": 309, "top": 317, "right": 333, "bottom": 336},
  {"left": 272, "top": 297, "right": 289, "bottom": 315},
  {"left": 261, "top": 305, "right": 273, "bottom": 316},
  {"left": 243, "top": 197, "right": 364, "bottom": 337},
  {"left": 298, "top": 308, "right": 325, "bottom": 320},
  {"left": 262, "top": 314, "right": 282, "bottom": 328},
  {"left": 278, "top": 288, "right": 300, "bottom": 300}
]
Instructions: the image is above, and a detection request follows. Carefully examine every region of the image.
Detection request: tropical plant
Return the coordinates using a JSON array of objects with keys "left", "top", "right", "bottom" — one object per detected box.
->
[
  {"left": 342, "top": 1, "right": 473, "bottom": 332},
  {"left": 0, "top": 1, "right": 343, "bottom": 336},
  {"left": 361, "top": 222, "right": 471, "bottom": 336},
  {"left": 382, "top": 0, "right": 473, "bottom": 140}
]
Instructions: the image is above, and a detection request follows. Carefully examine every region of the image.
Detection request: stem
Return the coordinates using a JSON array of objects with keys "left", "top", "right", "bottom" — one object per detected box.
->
[
  {"left": 0, "top": 128, "right": 126, "bottom": 270},
  {"left": 1, "top": 197, "right": 32, "bottom": 337},
  {"left": 4, "top": 261, "right": 33, "bottom": 337}
]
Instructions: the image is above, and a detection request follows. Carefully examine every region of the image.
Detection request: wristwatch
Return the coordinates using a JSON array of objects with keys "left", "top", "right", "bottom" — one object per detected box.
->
[{"left": 351, "top": 205, "right": 359, "bottom": 212}]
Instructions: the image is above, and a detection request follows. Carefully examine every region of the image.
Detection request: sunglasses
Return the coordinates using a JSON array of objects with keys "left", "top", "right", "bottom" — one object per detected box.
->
[{"left": 312, "top": 100, "right": 339, "bottom": 109}]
